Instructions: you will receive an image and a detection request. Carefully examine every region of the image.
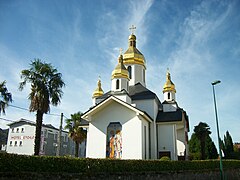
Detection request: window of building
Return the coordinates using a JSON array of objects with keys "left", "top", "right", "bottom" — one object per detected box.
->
[
  {"left": 143, "top": 69, "right": 145, "bottom": 83},
  {"left": 10, "top": 141, "right": 12, "bottom": 146},
  {"left": 44, "top": 129, "right": 48, "bottom": 138},
  {"left": 168, "top": 92, "right": 170, "bottom": 100},
  {"left": 16, "top": 128, "right": 19, "bottom": 133},
  {"left": 19, "top": 141, "right": 23, "bottom": 146},
  {"left": 65, "top": 135, "right": 68, "bottom": 142},
  {"left": 14, "top": 141, "right": 17, "bottom": 146},
  {"left": 11, "top": 128, "right": 14, "bottom": 133},
  {"left": 54, "top": 133, "right": 58, "bottom": 140},
  {"left": 128, "top": 66, "right": 132, "bottom": 79},
  {"left": 21, "top": 128, "right": 24, "bottom": 133},
  {"left": 116, "top": 79, "right": 120, "bottom": 90}
]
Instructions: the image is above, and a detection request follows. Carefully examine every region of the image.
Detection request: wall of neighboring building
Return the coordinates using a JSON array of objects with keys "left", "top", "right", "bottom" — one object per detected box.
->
[
  {"left": 6, "top": 121, "right": 80, "bottom": 157},
  {"left": 7, "top": 123, "right": 35, "bottom": 155},
  {"left": 86, "top": 101, "right": 143, "bottom": 159}
]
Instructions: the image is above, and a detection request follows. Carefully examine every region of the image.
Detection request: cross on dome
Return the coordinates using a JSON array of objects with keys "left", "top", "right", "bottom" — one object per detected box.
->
[
  {"left": 119, "top": 48, "right": 123, "bottom": 55},
  {"left": 129, "top": 25, "right": 136, "bottom": 34}
]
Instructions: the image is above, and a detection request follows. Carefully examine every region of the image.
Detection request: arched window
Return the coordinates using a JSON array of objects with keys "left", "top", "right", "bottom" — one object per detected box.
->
[
  {"left": 143, "top": 69, "right": 145, "bottom": 83},
  {"left": 116, "top": 79, "right": 120, "bottom": 90},
  {"left": 168, "top": 92, "right": 171, "bottom": 100},
  {"left": 128, "top": 66, "right": 132, "bottom": 79}
]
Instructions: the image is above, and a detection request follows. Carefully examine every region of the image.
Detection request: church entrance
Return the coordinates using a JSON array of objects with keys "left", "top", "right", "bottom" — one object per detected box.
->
[{"left": 106, "top": 122, "right": 122, "bottom": 159}]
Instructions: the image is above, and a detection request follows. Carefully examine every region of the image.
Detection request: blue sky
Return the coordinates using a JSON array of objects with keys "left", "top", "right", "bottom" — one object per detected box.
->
[{"left": 0, "top": 0, "right": 240, "bottom": 146}]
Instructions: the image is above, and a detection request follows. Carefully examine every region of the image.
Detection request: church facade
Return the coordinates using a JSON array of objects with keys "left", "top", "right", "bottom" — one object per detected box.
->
[{"left": 82, "top": 30, "right": 189, "bottom": 160}]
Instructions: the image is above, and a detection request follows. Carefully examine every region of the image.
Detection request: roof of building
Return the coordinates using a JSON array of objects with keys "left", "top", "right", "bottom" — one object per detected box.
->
[
  {"left": 82, "top": 95, "right": 153, "bottom": 123},
  {"left": 129, "top": 82, "right": 159, "bottom": 100},
  {"left": 156, "top": 109, "right": 183, "bottom": 123},
  {"left": 7, "top": 118, "right": 68, "bottom": 133}
]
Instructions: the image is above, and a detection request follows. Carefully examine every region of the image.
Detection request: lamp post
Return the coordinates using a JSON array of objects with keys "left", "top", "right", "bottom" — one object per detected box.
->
[{"left": 211, "top": 80, "right": 223, "bottom": 180}]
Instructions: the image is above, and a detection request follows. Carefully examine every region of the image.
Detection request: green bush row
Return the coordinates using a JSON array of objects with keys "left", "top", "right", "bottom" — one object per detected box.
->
[{"left": 0, "top": 153, "right": 240, "bottom": 174}]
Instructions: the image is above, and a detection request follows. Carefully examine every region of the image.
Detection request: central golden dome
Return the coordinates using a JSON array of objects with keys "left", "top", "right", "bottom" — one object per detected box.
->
[
  {"left": 123, "top": 33, "right": 146, "bottom": 68},
  {"left": 111, "top": 54, "right": 129, "bottom": 80},
  {"left": 163, "top": 70, "right": 176, "bottom": 93}
]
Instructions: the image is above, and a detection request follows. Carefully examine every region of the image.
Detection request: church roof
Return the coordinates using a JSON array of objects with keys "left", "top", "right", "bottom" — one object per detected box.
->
[
  {"left": 96, "top": 89, "right": 130, "bottom": 100},
  {"left": 129, "top": 82, "right": 158, "bottom": 100},
  {"left": 82, "top": 95, "right": 153, "bottom": 122},
  {"left": 156, "top": 109, "right": 183, "bottom": 123}
]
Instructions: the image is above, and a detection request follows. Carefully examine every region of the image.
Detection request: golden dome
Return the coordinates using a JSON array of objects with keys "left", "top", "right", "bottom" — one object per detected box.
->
[
  {"left": 112, "top": 54, "right": 129, "bottom": 80},
  {"left": 163, "top": 70, "right": 176, "bottom": 93},
  {"left": 92, "top": 79, "right": 104, "bottom": 98},
  {"left": 123, "top": 33, "right": 146, "bottom": 68},
  {"left": 129, "top": 34, "right": 136, "bottom": 40}
]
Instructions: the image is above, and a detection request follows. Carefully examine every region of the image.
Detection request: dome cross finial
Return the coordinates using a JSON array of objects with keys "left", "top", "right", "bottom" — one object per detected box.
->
[
  {"left": 129, "top": 25, "right": 136, "bottom": 34},
  {"left": 119, "top": 48, "right": 123, "bottom": 55}
]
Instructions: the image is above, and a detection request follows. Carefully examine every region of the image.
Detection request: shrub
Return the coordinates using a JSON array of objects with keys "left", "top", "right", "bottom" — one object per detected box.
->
[{"left": 159, "top": 156, "right": 171, "bottom": 161}]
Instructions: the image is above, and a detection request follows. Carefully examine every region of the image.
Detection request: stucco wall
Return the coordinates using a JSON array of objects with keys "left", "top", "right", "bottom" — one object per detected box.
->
[
  {"left": 157, "top": 124, "right": 177, "bottom": 160},
  {"left": 86, "top": 101, "right": 145, "bottom": 159}
]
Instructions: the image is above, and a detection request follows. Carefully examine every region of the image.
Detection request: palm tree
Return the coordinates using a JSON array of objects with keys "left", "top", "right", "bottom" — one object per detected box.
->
[
  {"left": 0, "top": 81, "right": 12, "bottom": 115},
  {"left": 19, "top": 59, "right": 65, "bottom": 155},
  {"left": 65, "top": 112, "right": 87, "bottom": 157},
  {"left": 194, "top": 122, "right": 211, "bottom": 160}
]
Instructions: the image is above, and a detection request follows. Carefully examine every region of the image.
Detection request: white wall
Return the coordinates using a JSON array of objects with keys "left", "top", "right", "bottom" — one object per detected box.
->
[
  {"left": 141, "top": 117, "right": 149, "bottom": 159},
  {"left": 86, "top": 101, "right": 144, "bottom": 159},
  {"left": 111, "top": 78, "right": 129, "bottom": 92},
  {"left": 7, "top": 124, "right": 35, "bottom": 155},
  {"left": 128, "top": 64, "right": 145, "bottom": 87},
  {"left": 157, "top": 124, "right": 177, "bottom": 160},
  {"left": 133, "top": 98, "right": 159, "bottom": 159}
]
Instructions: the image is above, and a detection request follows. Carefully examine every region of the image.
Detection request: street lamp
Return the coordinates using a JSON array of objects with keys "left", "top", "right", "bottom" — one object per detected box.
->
[{"left": 211, "top": 80, "right": 223, "bottom": 180}]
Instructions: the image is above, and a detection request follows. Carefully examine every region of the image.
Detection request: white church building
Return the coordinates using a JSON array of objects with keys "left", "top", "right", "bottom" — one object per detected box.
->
[{"left": 82, "top": 30, "right": 189, "bottom": 160}]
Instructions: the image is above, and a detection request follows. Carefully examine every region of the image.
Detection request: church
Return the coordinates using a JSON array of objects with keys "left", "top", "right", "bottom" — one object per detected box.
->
[{"left": 82, "top": 28, "right": 189, "bottom": 160}]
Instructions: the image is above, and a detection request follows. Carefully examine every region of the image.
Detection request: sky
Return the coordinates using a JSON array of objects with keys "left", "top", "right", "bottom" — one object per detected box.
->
[{"left": 0, "top": 0, "right": 240, "bottom": 146}]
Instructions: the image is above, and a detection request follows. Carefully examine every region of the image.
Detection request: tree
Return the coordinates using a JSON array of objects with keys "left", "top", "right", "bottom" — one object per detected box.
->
[
  {"left": 189, "top": 131, "right": 218, "bottom": 160},
  {"left": 19, "top": 59, "right": 65, "bottom": 155},
  {"left": 65, "top": 112, "right": 87, "bottom": 157},
  {"left": 205, "top": 136, "right": 218, "bottom": 159},
  {"left": 0, "top": 81, "right": 12, "bottom": 114},
  {"left": 223, "top": 131, "right": 234, "bottom": 158},
  {"left": 194, "top": 122, "right": 211, "bottom": 160}
]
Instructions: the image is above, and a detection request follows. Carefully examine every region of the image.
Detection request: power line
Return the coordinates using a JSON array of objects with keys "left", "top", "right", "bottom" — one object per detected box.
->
[
  {"left": 0, "top": 117, "right": 14, "bottom": 123},
  {"left": 8, "top": 104, "right": 67, "bottom": 118}
]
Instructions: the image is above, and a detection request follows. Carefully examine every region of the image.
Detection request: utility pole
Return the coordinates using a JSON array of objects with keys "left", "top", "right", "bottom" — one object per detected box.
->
[{"left": 56, "top": 113, "right": 63, "bottom": 156}]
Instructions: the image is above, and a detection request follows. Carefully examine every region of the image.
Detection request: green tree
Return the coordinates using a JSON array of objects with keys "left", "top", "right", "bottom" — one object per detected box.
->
[
  {"left": 65, "top": 112, "right": 87, "bottom": 157},
  {"left": 223, "top": 131, "right": 234, "bottom": 158},
  {"left": 189, "top": 133, "right": 201, "bottom": 160},
  {"left": 19, "top": 59, "right": 65, "bottom": 155},
  {"left": 189, "top": 132, "right": 218, "bottom": 160},
  {"left": 194, "top": 122, "right": 211, "bottom": 160},
  {"left": 0, "top": 81, "right": 12, "bottom": 114},
  {"left": 205, "top": 136, "right": 218, "bottom": 159}
]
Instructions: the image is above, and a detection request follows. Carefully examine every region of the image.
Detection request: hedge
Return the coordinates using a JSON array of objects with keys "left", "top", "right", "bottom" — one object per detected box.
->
[{"left": 0, "top": 153, "right": 240, "bottom": 174}]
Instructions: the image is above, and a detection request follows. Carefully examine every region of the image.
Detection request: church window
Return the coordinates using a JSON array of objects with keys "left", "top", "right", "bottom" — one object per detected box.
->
[
  {"left": 143, "top": 69, "right": 145, "bottom": 83},
  {"left": 106, "top": 122, "right": 122, "bottom": 159},
  {"left": 128, "top": 66, "right": 132, "bottom": 79},
  {"left": 116, "top": 79, "right": 120, "bottom": 89},
  {"left": 168, "top": 92, "right": 170, "bottom": 100},
  {"left": 144, "top": 126, "right": 147, "bottom": 159}
]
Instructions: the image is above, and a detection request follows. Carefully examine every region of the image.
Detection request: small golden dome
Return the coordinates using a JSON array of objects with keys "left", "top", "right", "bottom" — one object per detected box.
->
[
  {"left": 92, "top": 79, "right": 104, "bottom": 98},
  {"left": 111, "top": 54, "right": 129, "bottom": 80},
  {"left": 163, "top": 70, "right": 176, "bottom": 93}
]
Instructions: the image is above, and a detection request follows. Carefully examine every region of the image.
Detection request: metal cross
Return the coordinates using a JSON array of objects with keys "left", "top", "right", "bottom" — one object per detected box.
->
[
  {"left": 129, "top": 25, "right": 136, "bottom": 34},
  {"left": 119, "top": 48, "right": 123, "bottom": 55}
]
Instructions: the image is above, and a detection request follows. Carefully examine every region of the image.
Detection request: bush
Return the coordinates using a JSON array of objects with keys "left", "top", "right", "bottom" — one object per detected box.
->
[
  {"left": 159, "top": 156, "right": 171, "bottom": 161},
  {"left": 0, "top": 153, "right": 240, "bottom": 175}
]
